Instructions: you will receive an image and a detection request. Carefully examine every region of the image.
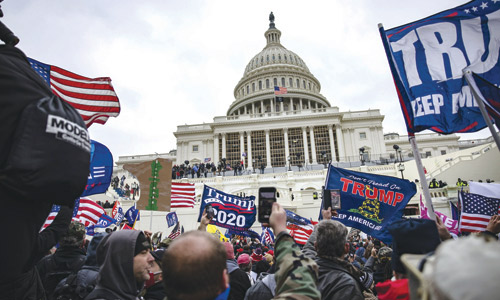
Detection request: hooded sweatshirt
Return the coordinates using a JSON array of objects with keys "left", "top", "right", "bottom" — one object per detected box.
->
[{"left": 85, "top": 230, "right": 144, "bottom": 300}]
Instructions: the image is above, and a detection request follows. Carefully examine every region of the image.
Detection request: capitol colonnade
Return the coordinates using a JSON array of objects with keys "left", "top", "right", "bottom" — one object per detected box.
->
[{"left": 214, "top": 124, "right": 342, "bottom": 169}]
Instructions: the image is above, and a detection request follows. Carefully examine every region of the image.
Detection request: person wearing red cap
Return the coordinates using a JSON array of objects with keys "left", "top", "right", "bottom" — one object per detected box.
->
[{"left": 224, "top": 242, "right": 252, "bottom": 300}]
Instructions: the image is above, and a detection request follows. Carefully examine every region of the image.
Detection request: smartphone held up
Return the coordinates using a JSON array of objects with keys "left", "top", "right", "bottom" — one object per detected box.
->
[
  {"left": 322, "top": 188, "right": 341, "bottom": 211},
  {"left": 258, "top": 187, "right": 277, "bottom": 224}
]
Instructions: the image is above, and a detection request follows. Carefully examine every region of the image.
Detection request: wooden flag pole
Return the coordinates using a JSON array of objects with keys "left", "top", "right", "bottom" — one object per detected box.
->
[
  {"left": 409, "top": 135, "right": 436, "bottom": 221},
  {"left": 463, "top": 69, "right": 500, "bottom": 151}
]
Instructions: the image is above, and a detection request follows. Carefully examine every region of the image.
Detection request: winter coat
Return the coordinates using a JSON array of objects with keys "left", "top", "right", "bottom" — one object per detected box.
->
[
  {"left": 227, "top": 259, "right": 251, "bottom": 300},
  {"left": 85, "top": 231, "right": 144, "bottom": 300}
]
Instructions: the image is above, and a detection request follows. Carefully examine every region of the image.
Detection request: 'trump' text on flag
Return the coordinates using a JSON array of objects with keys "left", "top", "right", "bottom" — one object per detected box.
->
[
  {"left": 325, "top": 165, "right": 416, "bottom": 243},
  {"left": 380, "top": 0, "right": 500, "bottom": 134}
]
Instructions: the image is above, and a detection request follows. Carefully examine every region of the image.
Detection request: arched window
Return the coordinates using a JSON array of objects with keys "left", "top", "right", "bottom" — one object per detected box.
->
[
  {"left": 281, "top": 77, "right": 285, "bottom": 87},
  {"left": 308, "top": 82, "right": 311, "bottom": 90},
  {"left": 303, "top": 80, "right": 306, "bottom": 89},
  {"left": 259, "top": 81, "right": 262, "bottom": 90},
  {"left": 278, "top": 54, "right": 281, "bottom": 61},
  {"left": 273, "top": 78, "right": 278, "bottom": 86},
  {"left": 266, "top": 55, "right": 269, "bottom": 62},
  {"left": 272, "top": 54, "right": 275, "bottom": 61},
  {"left": 252, "top": 83, "right": 255, "bottom": 92},
  {"left": 261, "top": 56, "right": 264, "bottom": 64},
  {"left": 297, "top": 79, "right": 300, "bottom": 88},
  {"left": 289, "top": 78, "right": 293, "bottom": 87},
  {"left": 246, "top": 85, "right": 249, "bottom": 94},
  {"left": 284, "top": 54, "right": 287, "bottom": 61},
  {"left": 266, "top": 79, "right": 270, "bottom": 89}
]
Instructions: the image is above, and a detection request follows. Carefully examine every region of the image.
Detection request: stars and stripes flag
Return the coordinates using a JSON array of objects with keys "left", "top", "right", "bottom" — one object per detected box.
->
[
  {"left": 289, "top": 224, "right": 314, "bottom": 245},
  {"left": 41, "top": 205, "right": 62, "bottom": 229},
  {"left": 28, "top": 58, "right": 120, "bottom": 127},
  {"left": 459, "top": 191, "right": 500, "bottom": 233},
  {"left": 260, "top": 226, "right": 275, "bottom": 246},
  {"left": 274, "top": 86, "right": 287, "bottom": 95},
  {"left": 167, "top": 221, "right": 184, "bottom": 240},
  {"left": 72, "top": 198, "right": 106, "bottom": 227},
  {"left": 171, "top": 182, "right": 196, "bottom": 208}
]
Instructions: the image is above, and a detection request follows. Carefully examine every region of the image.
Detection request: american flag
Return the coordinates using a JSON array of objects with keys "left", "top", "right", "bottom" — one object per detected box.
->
[
  {"left": 289, "top": 224, "right": 314, "bottom": 245},
  {"left": 171, "top": 182, "right": 196, "bottom": 208},
  {"left": 28, "top": 58, "right": 120, "bottom": 127},
  {"left": 459, "top": 191, "right": 500, "bottom": 233},
  {"left": 72, "top": 198, "right": 106, "bottom": 227},
  {"left": 41, "top": 205, "right": 62, "bottom": 229},
  {"left": 260, "top": 226, "right": 275, "bottom": 246},
  {"left": 168, "top": 222, "right": 184, "bottom": 240},
  {"left": 274, "top": 86, "right": 288, "bottom": 95}
]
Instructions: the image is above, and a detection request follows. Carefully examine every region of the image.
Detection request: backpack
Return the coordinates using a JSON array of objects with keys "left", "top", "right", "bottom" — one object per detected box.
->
[
  {"left": 41, "top": 255, "right": 86, "bottom": 299},
  {"left": 0, "top": 46, "right": 90, "bottom": 206},
  {"left": 52, "top": 271, "right": 96, "bottom": 300}
]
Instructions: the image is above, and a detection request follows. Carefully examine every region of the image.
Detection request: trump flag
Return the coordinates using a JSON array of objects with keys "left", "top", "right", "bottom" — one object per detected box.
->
[
  {"left": 325, "top": 165, "right": 416, "bottom": 243},
  {"left": 198, "top": 185, "right": 256, "bottom": 231},
  {"left": 380, "top": 0, "right": 500, "bottom": 134}
]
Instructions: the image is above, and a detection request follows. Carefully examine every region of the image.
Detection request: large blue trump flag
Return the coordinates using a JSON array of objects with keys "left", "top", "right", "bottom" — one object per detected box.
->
[
  {"left": 198, "top": 185, "right": 256, "bottom": 231},
  {"left": 325, "top": 166, "right": 416, "bottom": 243},
  {"left": 81, "top": 140, "right": 113, "bottom": 197},
  {"left": 380, "top": 0, "right": 500, "bottom": 134}
]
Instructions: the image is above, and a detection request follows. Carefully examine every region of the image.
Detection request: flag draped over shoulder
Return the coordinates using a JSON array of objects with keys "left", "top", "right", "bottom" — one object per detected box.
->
[
  {"left": 459, "top": 191, "right": 500, "bottom": 232},
  {"left": 28, "top": 58, "right": 120, "bottom": 127},
  {"left": 81, "top": 140, "right": 113, "bottom": 197},
  {"left": 380, "top": 0, "right": 500, "bottom": 134},
  {"left": 198, "top": 185, "right": 256, "bottom": 231},
  {"left": 171, "top": 182, "right": 196, "bottom": 208},
  {"left": 72, "top": 198, "right": 105, "bottom": 226},
  {"left": 325, "top": 165, "right": 416, "bottom": 243}
]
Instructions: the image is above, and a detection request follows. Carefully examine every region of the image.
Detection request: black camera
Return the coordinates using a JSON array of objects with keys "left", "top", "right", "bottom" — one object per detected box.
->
[{"left": 205, "top": 204, "right": 215, "bottom": 220}]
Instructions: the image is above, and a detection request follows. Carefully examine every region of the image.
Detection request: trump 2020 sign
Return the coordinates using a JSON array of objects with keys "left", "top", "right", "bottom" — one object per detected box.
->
[{"left": 198, "top": 185, "right": 256, "bottom": 231}]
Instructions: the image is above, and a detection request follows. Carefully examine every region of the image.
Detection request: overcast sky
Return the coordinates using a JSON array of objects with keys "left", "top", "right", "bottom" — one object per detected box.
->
[{"left": 3, "top": 0, "right": 491, "bottom": 161}]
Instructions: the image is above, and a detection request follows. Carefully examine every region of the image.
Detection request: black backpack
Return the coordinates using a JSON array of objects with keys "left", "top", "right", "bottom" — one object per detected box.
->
[
  {"left": 41, "top": 255, "right": 86, "bottom": 299},
  {"left": 52, "top": 270, "right": 96, "bottom": 300},
  {"left": 0, "top": 45, "right": 90, "bottom": 206}
]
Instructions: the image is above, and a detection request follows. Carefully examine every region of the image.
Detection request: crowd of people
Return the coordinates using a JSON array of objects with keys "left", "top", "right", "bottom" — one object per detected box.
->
[
  {"left": 172, "top": 160, "right": 251, "bottom": 179},
  {"left": 3, "top": 199, "right": 499, "bottom": 300},
  {"left": 428, "top": 177, "right": 496, "bottom": 189}
]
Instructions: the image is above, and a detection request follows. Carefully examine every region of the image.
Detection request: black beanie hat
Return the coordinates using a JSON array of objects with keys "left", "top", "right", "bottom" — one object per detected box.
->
[{"left": 134, "top": 232, "right": 150, "bottom": 256}]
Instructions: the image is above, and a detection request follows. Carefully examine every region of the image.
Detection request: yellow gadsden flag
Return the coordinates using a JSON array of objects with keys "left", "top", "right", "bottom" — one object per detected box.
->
[{"left": 206, "top": 224, "right": 229, "bottom": 242}]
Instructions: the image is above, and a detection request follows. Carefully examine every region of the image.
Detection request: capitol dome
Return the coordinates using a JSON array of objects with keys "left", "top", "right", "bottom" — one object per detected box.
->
[{"left": 227, "top": 12, "right": 330, "bottom": 116}]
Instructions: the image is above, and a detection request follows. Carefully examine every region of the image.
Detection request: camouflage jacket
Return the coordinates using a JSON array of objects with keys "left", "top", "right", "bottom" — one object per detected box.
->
[{"left": 273, "top": 232, "right": 321, "bottom": 300}]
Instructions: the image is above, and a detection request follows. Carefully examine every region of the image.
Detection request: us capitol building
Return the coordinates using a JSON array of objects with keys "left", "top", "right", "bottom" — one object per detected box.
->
[
  {"left": 174, "top": 13, "right": 386, "bottom": 170},
  {"left": 112, "top": 13, "right": 498, "bottom": 232}
]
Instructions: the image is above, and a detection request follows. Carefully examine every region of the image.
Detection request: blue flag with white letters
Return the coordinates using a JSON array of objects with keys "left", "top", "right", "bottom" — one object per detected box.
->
[
  {"left": 198, "top": 185, "right": 256, "bottom": 231},
  {"left": 325, "top": 165, "right": 416, "bottom": 243},
  {"left": 81, "top": 140, "right": 113, "bottom": 197},
  {"left": 166, "top": 212, "right": 178, "bottom": 228},
  {"left": 125, "top": 205, "right": 140, "bottom": 225},
  {"left": 380, "top": 0, "right": 500, "bottom": 134}
]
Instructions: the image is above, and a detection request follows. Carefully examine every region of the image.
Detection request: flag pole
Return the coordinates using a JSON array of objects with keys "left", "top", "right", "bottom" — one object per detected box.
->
[
  {"left": 409, "top": 135, "right": 436, "bottom": 220},
  {"left": 463, "top": 69, "right": 500, "bottom": 151}
]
